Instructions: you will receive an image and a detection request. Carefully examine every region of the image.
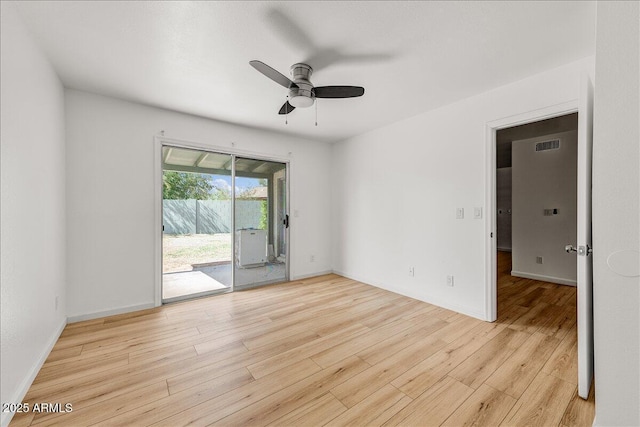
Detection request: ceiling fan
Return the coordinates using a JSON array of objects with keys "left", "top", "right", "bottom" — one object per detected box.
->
[{"left": 249, "top": 60, "right": 365, "bottom": 115}]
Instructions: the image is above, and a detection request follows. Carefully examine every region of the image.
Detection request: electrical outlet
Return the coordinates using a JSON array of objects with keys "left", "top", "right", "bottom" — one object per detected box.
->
[
  {"left": 536, "top": 256, "right": 543, "bottom": 264},
  {"left": 408, "top": 267, "right": 414, "bottom": 277},
  {"left": 446, "top": 275, "right": 454, "bottom": 287},
  {"left": 310, "top": 255, "right": 315, "bottom": 262}
]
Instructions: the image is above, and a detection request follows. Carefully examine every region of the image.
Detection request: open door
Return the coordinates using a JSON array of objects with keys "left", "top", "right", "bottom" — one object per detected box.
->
[{"left": 574, "top": 73, "right": 594, "bottom": 399}]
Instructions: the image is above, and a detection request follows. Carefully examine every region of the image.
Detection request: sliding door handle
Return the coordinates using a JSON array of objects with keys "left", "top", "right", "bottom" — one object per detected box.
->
[{"left": 283, "top": 214, "right": 289, "bottom": 229}]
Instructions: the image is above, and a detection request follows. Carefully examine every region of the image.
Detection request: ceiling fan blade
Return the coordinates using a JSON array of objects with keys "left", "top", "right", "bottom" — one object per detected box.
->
[
  {"left": 250, "top": 60, "right": 297, "bottom": 89},
  {"left": 313, "top": 86, "right": 365, "bottom": 98},
  {"left": 278, "top": 101, "right": 296, "bottom": 115}
]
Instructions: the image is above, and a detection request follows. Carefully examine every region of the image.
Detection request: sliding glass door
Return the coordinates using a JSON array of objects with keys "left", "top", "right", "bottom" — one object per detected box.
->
[
  {"left": 161, "top": 145, "right": 288, "bottom": 302},
  {"left": 233, "top": 157, "right": 288, "bottom": 289}
]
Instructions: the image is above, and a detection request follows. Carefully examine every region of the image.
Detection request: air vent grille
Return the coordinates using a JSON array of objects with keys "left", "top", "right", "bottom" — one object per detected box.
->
[{"left": 535, "top": 139, "right": 560, "bottom": 152}]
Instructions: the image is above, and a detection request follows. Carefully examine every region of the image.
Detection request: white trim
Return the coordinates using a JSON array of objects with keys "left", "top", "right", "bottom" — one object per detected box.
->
[
  {"left": 484, "top": 100, "right": 579, "bottom": 322},
  {"left": 285, "top": 159, "right": 291, "bottom": 283},
  {"left": 67, "top": 302, "right": 156, "bottom": 323},
  {"left": 510, "top": 271, "right": 577, "bottom": 287},
  {"left": 230, "top": 153, "right": 236, "bottom": 293},
  {"left": 485, "top": 123, "right": 497, "bottom": 321},
  {"left": 153, "top": 137, "right": 163, "bottom": 307},
  {"left": 156, "top": 135, "right": 292, "bottom": 165},
  {"left": 291, "top": 270, "right": 334, "bottom": 281},
  {"left": 0, "top": 317, "right": 66, "bottom": 427}
]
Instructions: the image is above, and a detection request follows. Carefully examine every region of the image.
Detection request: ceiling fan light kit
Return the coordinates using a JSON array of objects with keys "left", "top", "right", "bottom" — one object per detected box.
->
[
  {"left": 288, "top": 63, "right": 315, "bottom": 108},
  {"left": 249, "top": 60, "right": 365, "bottom": 119}
]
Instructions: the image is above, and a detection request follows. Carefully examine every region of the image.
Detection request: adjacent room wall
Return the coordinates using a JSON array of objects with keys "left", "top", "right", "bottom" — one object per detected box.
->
[
  {"left": 331, "top": 57, "right": 594, "bottom": 319},
  {"left": 0, "top": 4, "right": 67, "bottom": 425},
  {"left": 592, "top": 1, "right": 640, "bottom": 425},
  {"left": 511, "top": 130, "right": 577, "bottom": 285},
  {"left": 496, "top": 167, "right": 512, "bottom": 251},
  {"left": 64, "top": 90, "right": 332, "bottom": 320}
]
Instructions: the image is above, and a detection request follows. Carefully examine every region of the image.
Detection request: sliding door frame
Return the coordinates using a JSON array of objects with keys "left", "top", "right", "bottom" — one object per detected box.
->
[{"left": 153, "top": 135, "right": 291, "bottom": 306}]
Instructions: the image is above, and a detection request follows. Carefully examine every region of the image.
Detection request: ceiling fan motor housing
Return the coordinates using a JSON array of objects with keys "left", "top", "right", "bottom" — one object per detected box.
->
[{"left": 289, "top": 63, "right": 314, "bottom": 108}]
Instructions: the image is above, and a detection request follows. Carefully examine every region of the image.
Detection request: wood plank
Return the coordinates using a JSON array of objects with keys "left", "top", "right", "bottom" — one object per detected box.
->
[
  {"left": 310, "top": 319, "right": 415, "bottom": 368},
  {"left": 501, "top": 371, "right": 576, "bottom": 426},
  {"left": 543, "top": 325, "right": 579, "bottom": 384},
  {"left": 449, "top": 327, "right": 530, "bottom": 389},
  {"left": 537, "top": 305, "right": 576, "bottom": 340},
  {"left": 266, "top": 393, "right": 347, "bottom": 426},
  {"left": 96, "top": 359, "right": 316, "bottom": 426},
  {"left": 246, "top": 323, "right": 370, "bottom": 379},
  {"left": 383, "top": 376, "right": 474, "bottom": 426},
  {"left": 391, "top": 325, "right": 491, "bottom": 398},
  {"left": 485, "top": 332, "right": 560, "bottom": 399},
  {"left": 332, "top": 334, "right": 447, "bottom": 408},
  {"left": 560, "top": 381, "right": 595, "bottom": 427},
  {"left": 441, "top": 383, "right": 516, "bottom": 427},
  {"left": 30, "top": 381, "right": 169, "bottom": 426},
  {"left": 30, "top": 353, "right": 130, "bottom": 389},
  {"left": 159, "top": 356, "right": 369, "bottom": 426},
  {"left": 9, "top": 266, "right": 590, "bottom": 427},
  {"left": 43, "top": 345, "right": 83, "bottom": 364},
  {"left": 327, "top": 384, "right": 412, "bottom": 426},
  {"left": 355, "top": 317, "right": 448, "bottom": 366}
]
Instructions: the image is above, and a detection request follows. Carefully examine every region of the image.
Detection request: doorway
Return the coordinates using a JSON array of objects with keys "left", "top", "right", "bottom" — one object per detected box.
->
[
  {"left": 495, "top": 113, "right": 579, "bottom": 296},
  {"left": 160, "top": 144, "right": 289, "bottom": 303}
]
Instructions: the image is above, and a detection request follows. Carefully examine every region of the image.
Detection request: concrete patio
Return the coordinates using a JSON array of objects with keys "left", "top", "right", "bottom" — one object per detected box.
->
[{"left": 163, "top": 261, "right": 286, "bottom": 300}]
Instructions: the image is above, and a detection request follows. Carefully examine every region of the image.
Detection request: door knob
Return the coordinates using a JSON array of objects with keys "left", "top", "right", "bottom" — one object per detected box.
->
[{"left": 565, "top": 244, "right": 577, "bottom": 253}]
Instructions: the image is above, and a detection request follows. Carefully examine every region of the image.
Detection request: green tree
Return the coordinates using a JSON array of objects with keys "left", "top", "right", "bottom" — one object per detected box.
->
[
  {"left": 259, "top": 200, "right": 268, "bottom": 230},
  {"left": 162, "top": 171, "right": 213, "bottom": 200},
  {"left": 210, "top": 182, "right": 231, "bottom": 200}
]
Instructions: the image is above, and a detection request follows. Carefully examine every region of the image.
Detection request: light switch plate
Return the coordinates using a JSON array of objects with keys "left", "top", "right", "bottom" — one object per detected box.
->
[
  {"left": 456, "top": 208, "right": 464, "bottom": 219},
  {"left": 474, "top": 207, "right": 483, "bottom": 219}
]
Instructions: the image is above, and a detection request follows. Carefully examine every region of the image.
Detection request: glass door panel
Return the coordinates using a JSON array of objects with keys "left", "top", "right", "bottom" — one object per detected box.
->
[
  {"left": 234, "top": 157, "right": 288, "bottom": 288},
  {"left": 162, "top": 146, "right": 233, "bottom": 302}
]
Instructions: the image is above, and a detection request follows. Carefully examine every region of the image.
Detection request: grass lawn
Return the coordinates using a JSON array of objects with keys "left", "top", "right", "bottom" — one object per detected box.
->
[{"left": 163, "top": 233, "right": 231, "bottom": 273}]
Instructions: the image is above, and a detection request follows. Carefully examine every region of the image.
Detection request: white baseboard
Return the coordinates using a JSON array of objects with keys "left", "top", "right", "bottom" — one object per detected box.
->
[
  {"left": 290, "top": 270, "right": 334, "bottom": 281},
  {"left": 1, "top": 317, "right": 67, "bottom": 427},
  {"left": 333, "top": 270, "right": 487, "bottom": 321},
  {"left": 511, "top": 270, "right": 577, "bottom": 286},
  {"left": 67, "top": 302, "right": 156, "bottom": 323}
]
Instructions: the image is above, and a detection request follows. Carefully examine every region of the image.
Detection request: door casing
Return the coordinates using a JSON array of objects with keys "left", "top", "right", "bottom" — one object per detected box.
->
[{"left": 484, "top": 100, "right": 579, "bottom": 321}]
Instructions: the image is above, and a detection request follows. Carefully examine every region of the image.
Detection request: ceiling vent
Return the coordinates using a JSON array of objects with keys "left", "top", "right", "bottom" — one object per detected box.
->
[{"left": 535, "top": 139, "right": 560, "bottom": 152}]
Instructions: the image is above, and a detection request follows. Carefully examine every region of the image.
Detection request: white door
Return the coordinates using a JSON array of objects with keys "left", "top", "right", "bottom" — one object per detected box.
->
[{"left": 575, "top": 73, "right": 594, "bottom": 399}]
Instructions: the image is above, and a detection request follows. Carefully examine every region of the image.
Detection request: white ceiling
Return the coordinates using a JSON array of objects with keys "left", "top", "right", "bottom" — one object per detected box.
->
[{"left": 13, "top": 1, "right": 596, "bottom": 143}]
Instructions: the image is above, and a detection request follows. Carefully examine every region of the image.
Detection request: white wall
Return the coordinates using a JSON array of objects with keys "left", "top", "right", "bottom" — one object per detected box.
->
[
  {"left": 512, "top": 130, "right": 577, "bottom": 285},
  {"left": 592, "top": 1, "right": 640, "bottom": 425},
  {"left": 331, "top": 57, "right": 594, "bottom": 320},
  {"left": 0, "top": 4, "right": 67, "bottom": 426},
  {"left": 496, "top": 167, "right": 512, "bottom": 251},
  {"left": 65, "top": 90, "right": 332, "bottom": 320}
]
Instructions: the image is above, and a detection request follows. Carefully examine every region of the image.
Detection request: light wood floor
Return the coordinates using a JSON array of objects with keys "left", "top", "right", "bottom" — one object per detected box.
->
[{"left": 11, "top": 252, "right": 594, "bottom": 426}]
